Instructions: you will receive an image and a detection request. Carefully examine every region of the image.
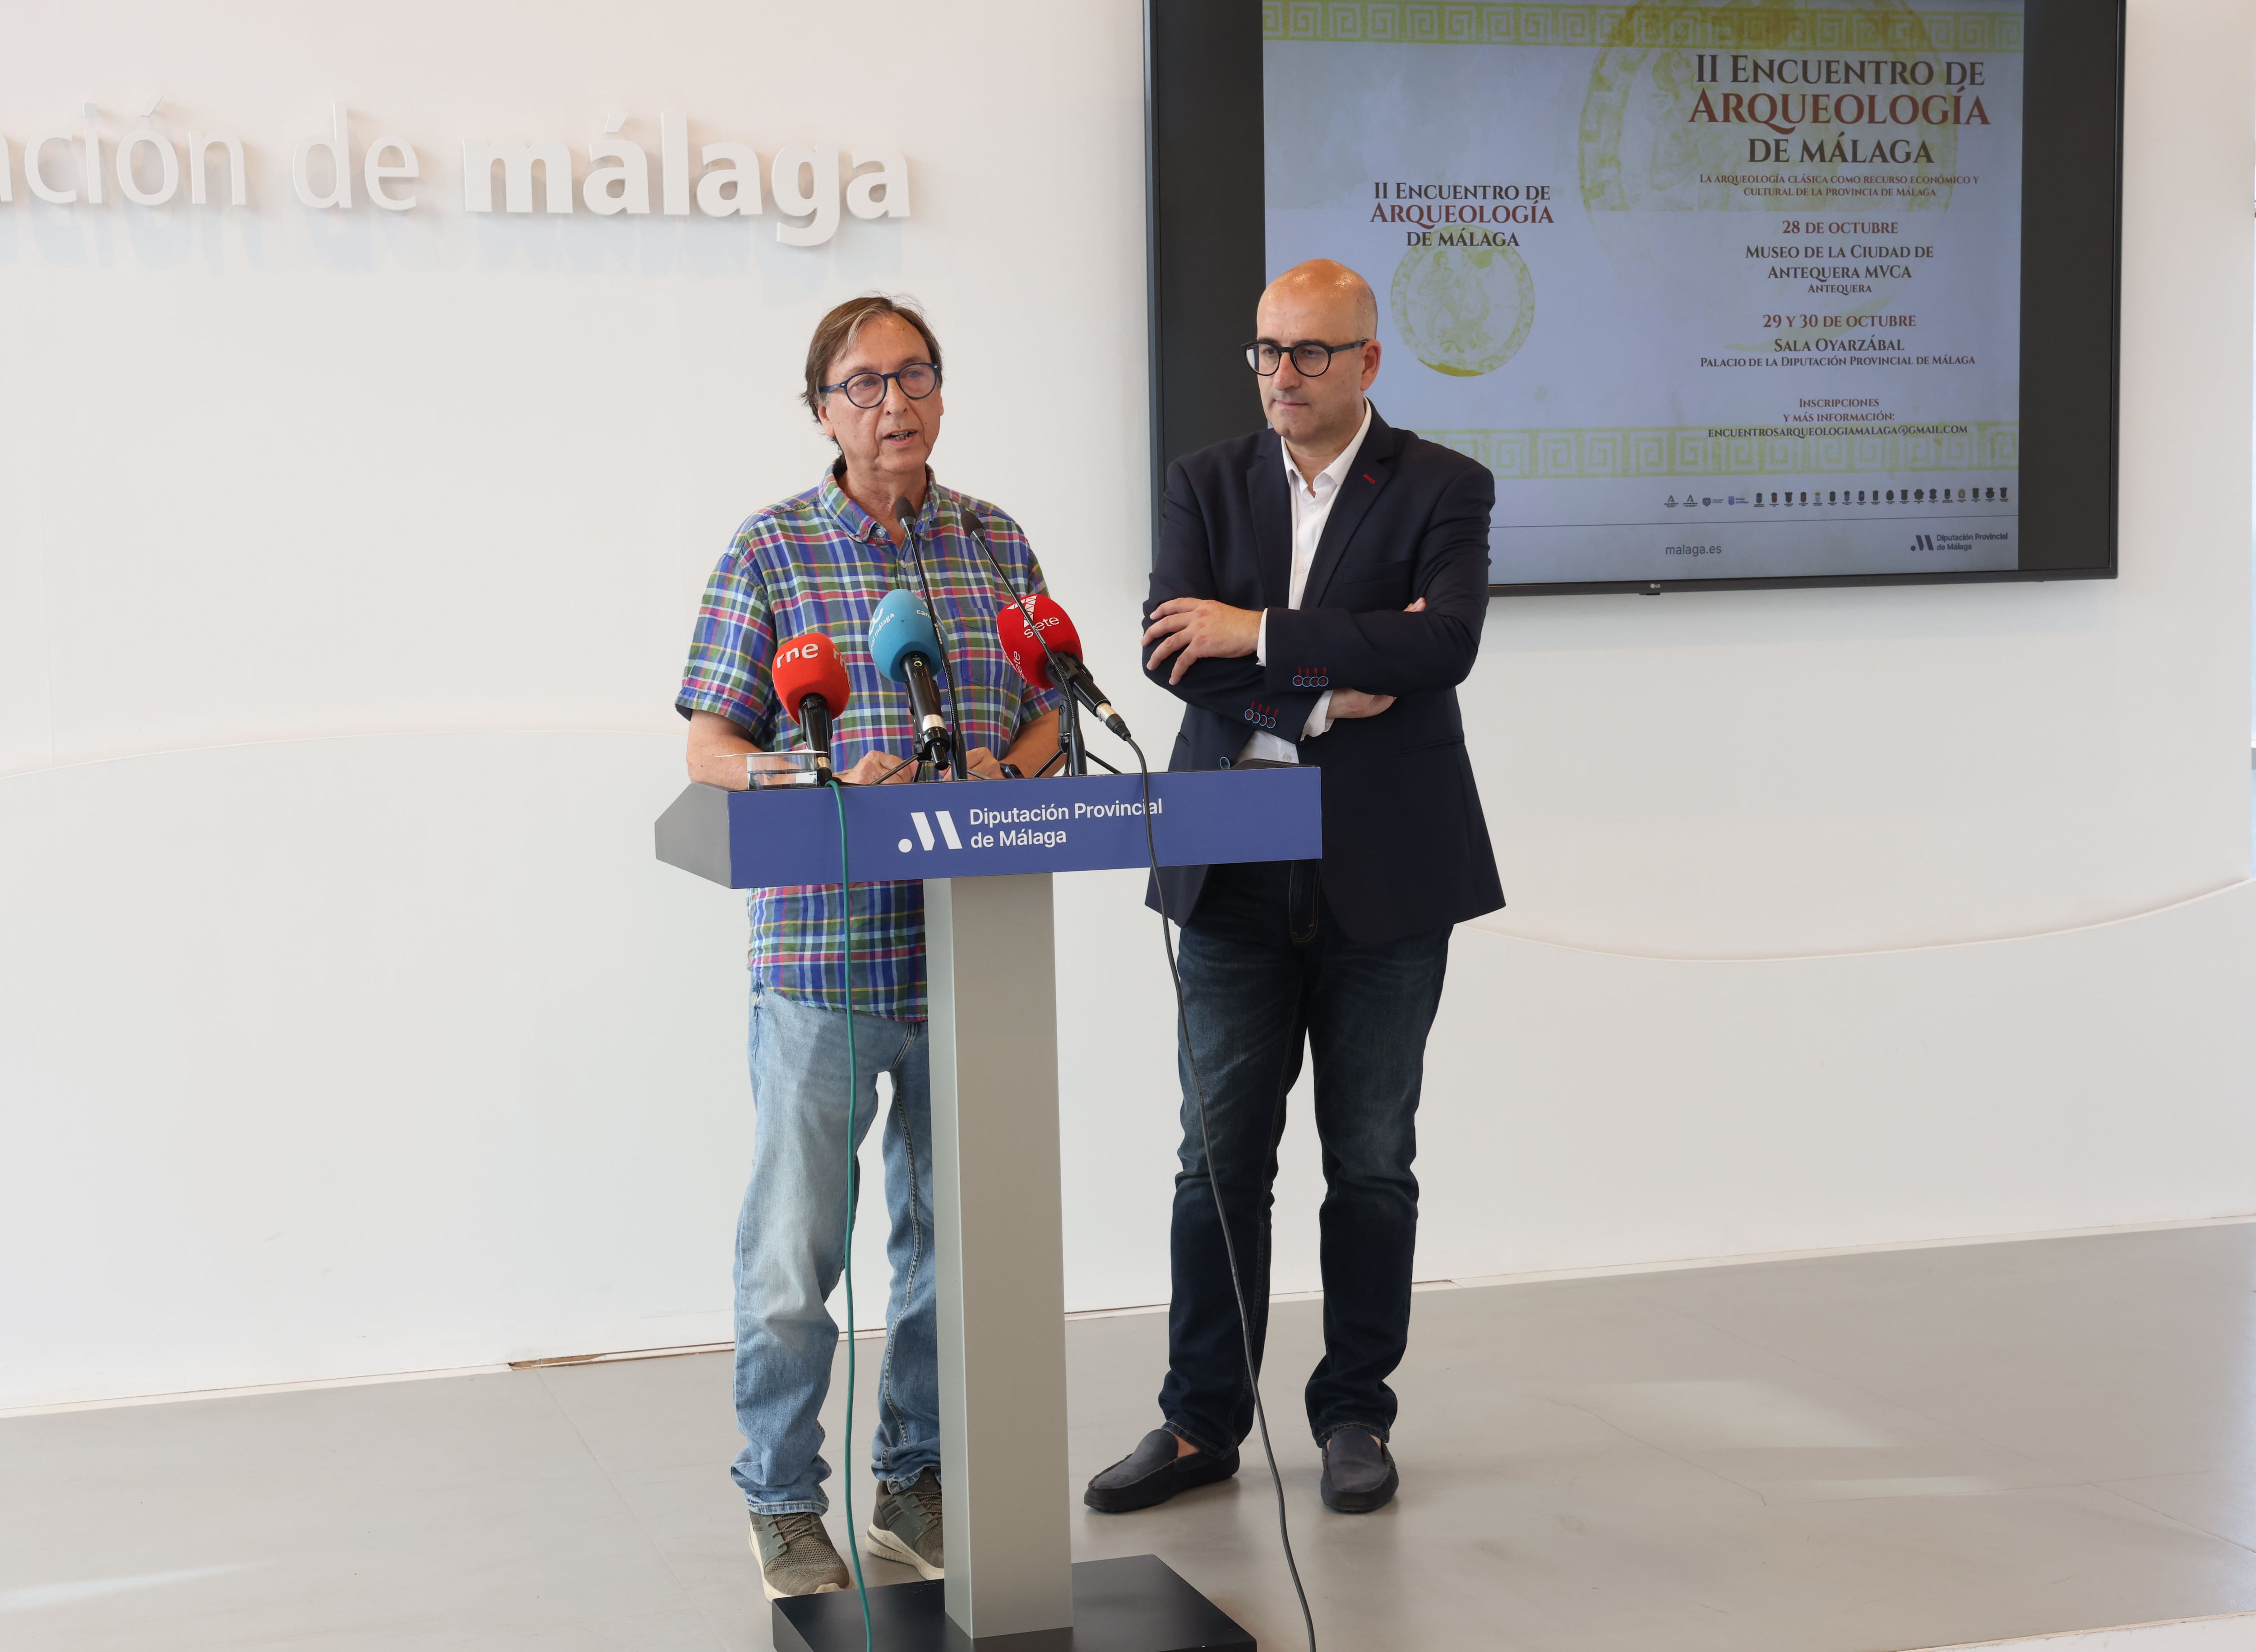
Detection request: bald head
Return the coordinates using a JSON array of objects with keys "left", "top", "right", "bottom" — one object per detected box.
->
[
  {"left": 1253, "top": 259, "right": 1382, "bottom": 475},
  {"left": 1262, "top": 258, "right": 1380, "bottom": 339}
]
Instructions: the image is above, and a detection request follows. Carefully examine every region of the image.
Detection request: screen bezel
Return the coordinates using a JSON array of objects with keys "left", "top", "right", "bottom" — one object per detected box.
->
[{"left": 1144, "top": 0, "right": 2124, "bottom": 596}]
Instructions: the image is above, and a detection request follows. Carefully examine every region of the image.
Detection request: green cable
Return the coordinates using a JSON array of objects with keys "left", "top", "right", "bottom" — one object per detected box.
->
[{"left": 833, "top": 780, "right": 874, "bottom": 1651}]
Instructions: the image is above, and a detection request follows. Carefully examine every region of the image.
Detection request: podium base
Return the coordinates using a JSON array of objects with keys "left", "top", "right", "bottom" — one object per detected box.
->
[{"left": 772, "top": 1554, "right": 1256, "bottom": 1651}]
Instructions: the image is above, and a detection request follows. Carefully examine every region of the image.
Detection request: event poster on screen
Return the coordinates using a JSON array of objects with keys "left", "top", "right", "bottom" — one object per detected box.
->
[{"left": 1263, "top": 1, "right": 2025, "bottom": 584}]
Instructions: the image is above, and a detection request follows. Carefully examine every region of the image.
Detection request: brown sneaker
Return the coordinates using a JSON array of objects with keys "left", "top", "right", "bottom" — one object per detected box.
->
[
  {"left": 864, "top": 1467, "right": 945, "bottom": 1579},
  {"left": 749, "top": 1510, "right": 850, "bottom": 1600}
]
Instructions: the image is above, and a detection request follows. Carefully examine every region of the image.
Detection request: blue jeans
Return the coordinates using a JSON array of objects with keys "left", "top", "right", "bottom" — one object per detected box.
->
[
  {"left": 1159, "top": 859, "right": 1451, "bottom": 1453},
  {"left": 730, "top": 979, "right": 940, "bottom": 1513}
]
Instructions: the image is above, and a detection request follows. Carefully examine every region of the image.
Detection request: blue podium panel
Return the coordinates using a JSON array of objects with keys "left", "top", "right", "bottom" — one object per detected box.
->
[{"left": 655, "top": 768, "right": 1320, "bottom": 890}]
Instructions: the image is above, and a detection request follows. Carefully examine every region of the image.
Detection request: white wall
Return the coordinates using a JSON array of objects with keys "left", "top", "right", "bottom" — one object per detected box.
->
[{"left": 1, "top": 0, "right": 2250, "bottom": 1412}]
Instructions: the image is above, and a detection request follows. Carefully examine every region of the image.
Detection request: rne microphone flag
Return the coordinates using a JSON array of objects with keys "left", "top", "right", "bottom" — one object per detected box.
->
[
  {"left": 773, "top": 631, "right": 851, "bottom": 722},
  {"left": 772, "top": 630, "right": 850, "bottom": 780}
]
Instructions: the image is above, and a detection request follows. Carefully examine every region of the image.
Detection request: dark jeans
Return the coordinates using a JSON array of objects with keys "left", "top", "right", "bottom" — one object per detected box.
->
[{"left": 1159, "top": 858, "right": 1452, "bottom": 1452}]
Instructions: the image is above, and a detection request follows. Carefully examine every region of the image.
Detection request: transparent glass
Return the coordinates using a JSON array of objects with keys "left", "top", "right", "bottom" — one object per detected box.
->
[{"left": 747, "top": 750, "right": 828, "bottom": 788}]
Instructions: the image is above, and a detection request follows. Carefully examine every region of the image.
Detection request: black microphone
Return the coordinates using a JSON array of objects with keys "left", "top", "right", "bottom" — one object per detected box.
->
[
  {"left": 893, "top": 494, "right": 972, "bottom": 775},
  {"left": 958, "top": 506, "right": 1132, "bottom": 740}
]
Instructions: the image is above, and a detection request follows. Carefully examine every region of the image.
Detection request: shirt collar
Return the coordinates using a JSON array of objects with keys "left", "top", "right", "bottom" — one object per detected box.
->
[
  {"left": 1282, "top": 400, "right": 1374, "bottom": 498},
  {"left": 820, "top": 464, "right": 945, "bottom": 545}
]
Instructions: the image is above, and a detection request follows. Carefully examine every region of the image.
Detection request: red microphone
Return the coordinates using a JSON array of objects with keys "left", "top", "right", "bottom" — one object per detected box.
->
[
  {"left": 996, "top": 592, "right": 1082, "bottom": 691},
  {"left": 994, "top": 594, "right": 1128, "bottom": 738},
  {"left": 773, "top": 631, "right": 851, "bottom": 780}
]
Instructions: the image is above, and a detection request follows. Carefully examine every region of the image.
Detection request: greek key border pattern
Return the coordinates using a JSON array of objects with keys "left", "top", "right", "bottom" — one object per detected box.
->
[
  {"left": 1261, "top": 4, "right": 2023, "bottom": 53},
  {"left": 1425, "top": 422, "right": 2020, "bottom": 479}
]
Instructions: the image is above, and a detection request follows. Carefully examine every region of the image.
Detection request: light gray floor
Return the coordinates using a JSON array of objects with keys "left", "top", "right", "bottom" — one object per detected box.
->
[{"left": 9, "top": 1225, "right": 2256, "bottom": 1651}]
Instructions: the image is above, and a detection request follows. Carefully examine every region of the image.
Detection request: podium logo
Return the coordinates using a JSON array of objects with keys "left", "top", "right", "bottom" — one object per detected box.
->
[
  {"left": 1909, "top": 532, "right": 1937, "bottom": 552},
  {"left": 897, "top": 811, "right": 963, "bottom": 854}
]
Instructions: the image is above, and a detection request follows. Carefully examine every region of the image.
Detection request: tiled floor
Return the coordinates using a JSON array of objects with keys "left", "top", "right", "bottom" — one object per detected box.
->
[{"left": 8, "top": 1225, "right": 2256, "bottom": 1650}]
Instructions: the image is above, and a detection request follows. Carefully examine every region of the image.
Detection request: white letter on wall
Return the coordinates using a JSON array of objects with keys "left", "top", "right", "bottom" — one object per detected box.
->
[
  {"left": 697, "top": 143, "right": 760, "bottom": 217},
  {"left": 845, "top": 148, "right": 910, "bottom": 220},
  {"left": 0, "top": 136, "right": 13, "bottom": 204},
  {"left": 364, "top": 137, "right": 417, "bottom": 209},
  {"left": 116, "top": 128, "right": 180, "bottom": 206},
  {"left": 661, "top": 113, "right": 691, "bottom": 215},
  {"left": 461, "top": 138, "right": 572, "bottom": 213},
  {"left": 771, "top": 145, "right": 839, "bottom": 246},
  {"left": 188, "top": 134, "right": 246, "bottom": 206},
  {"left": 583, "top": 116, "right": 648, "bottom": 215},
  {"left": 28, "top": 133, "right": 77, "bottom": 203},
  {"left": 81, "top": 106, "right": 105, "bottom": 205},
  {"left": 292, "top": 103, "right": 352, "bottom": 209}
]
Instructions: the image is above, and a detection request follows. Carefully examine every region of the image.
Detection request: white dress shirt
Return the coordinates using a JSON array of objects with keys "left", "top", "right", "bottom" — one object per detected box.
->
[{"left": 1240, "top": 401, "right": 1373, "bottom": 766}]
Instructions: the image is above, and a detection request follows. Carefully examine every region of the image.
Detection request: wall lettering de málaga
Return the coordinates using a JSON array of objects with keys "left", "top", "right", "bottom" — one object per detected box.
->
[{"left": 0, "top": 103, "right": 907, "bottom": 246}]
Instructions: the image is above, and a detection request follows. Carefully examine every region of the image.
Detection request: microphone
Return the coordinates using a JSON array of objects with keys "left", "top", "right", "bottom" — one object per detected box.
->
[
  {"left": 891, "top": 495, "right": 971, "bottom": 775},
  {"left": 957, "top": 503, "right": 1133, "bottom": 744},
  {"left": 868, "top": 589, "right": 953, "bottom": 768},
  {"left": 995, "top": 593, "right": 1131, "bottom": 739},
  {"left": 772, "top": 630, "right": 850, "bottom": 783}
]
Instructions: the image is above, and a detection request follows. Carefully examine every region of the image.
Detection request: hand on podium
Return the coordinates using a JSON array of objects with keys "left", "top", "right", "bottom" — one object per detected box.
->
[{"left": 841, "top": 750, "right": 917, "bottom": 785}]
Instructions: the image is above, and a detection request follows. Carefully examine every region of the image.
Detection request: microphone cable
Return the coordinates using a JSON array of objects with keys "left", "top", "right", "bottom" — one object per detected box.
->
[
  {"left": 954, "top": 502, "right": 1317, "bottom": 1647},
  {"left": 829, "top": 777, "right": 876, "bottom": 1652},
  {"left": 895, "top": 501, "right": 972, "bottom": 779},
  {"left": 1124, "top": 752, "right": 1318, "bottom": 1652}
]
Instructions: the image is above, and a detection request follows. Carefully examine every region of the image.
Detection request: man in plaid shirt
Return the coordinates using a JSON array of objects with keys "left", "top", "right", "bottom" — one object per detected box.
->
[{"left": 678, "top": 295, "right": 1062, "bottom": 1600}]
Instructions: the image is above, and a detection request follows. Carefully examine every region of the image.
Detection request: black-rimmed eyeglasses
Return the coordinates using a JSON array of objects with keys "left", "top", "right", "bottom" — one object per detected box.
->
[
  {"left": 1244, "top": 338, "right": 1368, "bottom": 377},
  {"left": 821, "top": 361, "right": 941, "bottom": 409}
]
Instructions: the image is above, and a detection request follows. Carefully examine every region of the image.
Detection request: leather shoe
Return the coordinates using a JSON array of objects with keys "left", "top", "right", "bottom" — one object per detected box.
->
[
  {"left": 1320, "top": 1431, "right": 1399, "bottom": 1514},
  {"left": 1084, "top": 1428, "right": 1239, "bottom": 1513}
]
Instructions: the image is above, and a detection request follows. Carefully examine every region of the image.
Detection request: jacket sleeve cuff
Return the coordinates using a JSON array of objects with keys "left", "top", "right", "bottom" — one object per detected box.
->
[
  {"left": 1229, "top": 689, "right": 1320, "bottom": 741},
  {"left": 1260, "top": 609, "right": 1336, "bottom": 696}
]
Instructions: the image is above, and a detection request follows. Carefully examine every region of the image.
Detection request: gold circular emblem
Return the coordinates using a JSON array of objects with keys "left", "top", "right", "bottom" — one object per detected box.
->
[{"left": 1390, "top": 242, "right": 1536, "bottom": 378}]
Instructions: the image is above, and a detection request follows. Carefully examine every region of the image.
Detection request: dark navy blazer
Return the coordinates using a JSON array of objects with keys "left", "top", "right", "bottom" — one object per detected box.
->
[{"left": 1142, "top": 406, "right": 1506, "bottom": 943}]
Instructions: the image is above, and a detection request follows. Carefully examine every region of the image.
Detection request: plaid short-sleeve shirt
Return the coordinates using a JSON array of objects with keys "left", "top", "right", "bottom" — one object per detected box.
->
[{"left": 676, "top": 468, "right": 1062, "bottom": 1022}]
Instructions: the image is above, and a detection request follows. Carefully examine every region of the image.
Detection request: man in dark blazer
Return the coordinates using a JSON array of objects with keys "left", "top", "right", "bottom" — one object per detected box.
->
[{"left": 1084, "top": 260, "right": 1503, "bottom": 1518}]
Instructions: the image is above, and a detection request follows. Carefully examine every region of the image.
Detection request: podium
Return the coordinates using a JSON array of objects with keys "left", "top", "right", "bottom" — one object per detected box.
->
[{"left": 656, "top": 768, "right": 1321, "bottom": 1651}]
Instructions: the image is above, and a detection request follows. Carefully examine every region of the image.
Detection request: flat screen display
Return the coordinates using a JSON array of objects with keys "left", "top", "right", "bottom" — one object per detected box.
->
[{"left": 1146, "top": 1, "right": 2122, "bottom": 595}]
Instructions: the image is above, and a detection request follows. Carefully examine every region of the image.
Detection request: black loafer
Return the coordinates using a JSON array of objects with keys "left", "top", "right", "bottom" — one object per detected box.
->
[
  {"left": 1320, "top": 1431, "right": 1399, "bottom": 1514},
  {"left": 1084, "top": 1428, "right": 1239, "bottom": 1513}
]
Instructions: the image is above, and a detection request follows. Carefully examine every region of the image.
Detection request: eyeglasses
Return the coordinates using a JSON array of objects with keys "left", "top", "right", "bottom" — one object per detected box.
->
[
  {"left": 821, "top": 361, "right": 941, "bottom": 410},
  {"left": 1244, "top": 338, "right": 1369, "bottom": 377}
]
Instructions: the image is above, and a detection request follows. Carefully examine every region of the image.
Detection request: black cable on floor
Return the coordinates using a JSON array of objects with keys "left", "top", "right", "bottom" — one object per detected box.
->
[{"left": 1128, "top": 736, "right": 1319, "bottom": 1652}]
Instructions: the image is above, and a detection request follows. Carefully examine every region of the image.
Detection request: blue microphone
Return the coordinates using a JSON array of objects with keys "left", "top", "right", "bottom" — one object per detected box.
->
[{"left": 868, "top": 588, "right": 952, "bottom": 767}]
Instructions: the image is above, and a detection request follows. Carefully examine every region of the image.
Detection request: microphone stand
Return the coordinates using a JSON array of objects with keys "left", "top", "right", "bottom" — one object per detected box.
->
[
  {"left": 895, "top": 499, "right": 971, "bottom": 779},
  {"left": 956, "top": 505, "right": 1119, "bottom": 779},
  {"left": 1056, "top": 687, "right": 1086, "bottom": 777}
]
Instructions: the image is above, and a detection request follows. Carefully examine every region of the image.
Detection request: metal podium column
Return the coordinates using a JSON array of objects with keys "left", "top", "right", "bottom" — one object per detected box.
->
[{"left": 924, "top": 873, "right": 1074, "bottom": 1645}]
